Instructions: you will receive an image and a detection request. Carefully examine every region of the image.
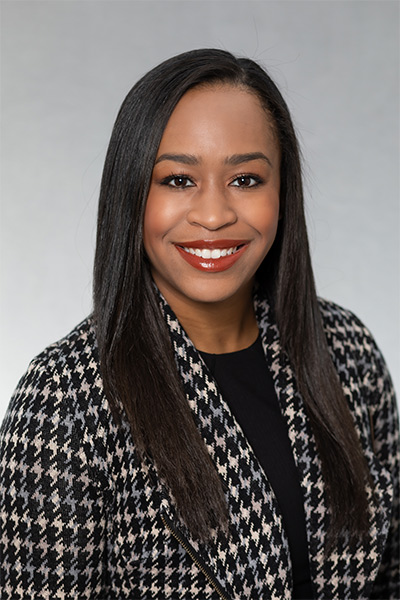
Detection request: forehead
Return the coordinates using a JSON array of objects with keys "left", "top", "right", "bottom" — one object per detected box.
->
[{"left": 157, "top": 84, "right": 279, "bottom": 158}]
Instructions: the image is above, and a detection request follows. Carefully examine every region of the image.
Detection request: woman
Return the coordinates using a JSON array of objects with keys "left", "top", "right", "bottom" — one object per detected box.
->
[{"left": 0, "top": 49, "right": 398, "bottom": 599}]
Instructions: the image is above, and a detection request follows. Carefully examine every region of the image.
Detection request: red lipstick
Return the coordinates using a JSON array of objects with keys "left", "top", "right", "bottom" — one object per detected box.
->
[{"left": 175, "top": 240, "right": 249, "bottom": 272}]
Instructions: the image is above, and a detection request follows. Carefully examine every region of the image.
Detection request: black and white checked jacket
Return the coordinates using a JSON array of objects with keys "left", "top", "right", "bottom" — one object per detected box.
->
[{"left": 1, "top": 294, "right": 399, "bottom": 599}]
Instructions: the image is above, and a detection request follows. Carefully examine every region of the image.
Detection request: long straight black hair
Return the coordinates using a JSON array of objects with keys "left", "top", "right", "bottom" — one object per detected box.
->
[{"left": 93, "top": 48, "right": 370, "bottom": 544}]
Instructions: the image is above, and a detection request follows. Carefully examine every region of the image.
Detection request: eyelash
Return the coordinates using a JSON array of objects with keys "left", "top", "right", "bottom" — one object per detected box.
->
[
  {"left": 159, "top": 173, "right": 264, "bottom": 189},
  {"left": 160, "top": 173, "right": 194, "bottom": 188},
  {"left": 230, "top": 174, "right": 264, "bottom": 188}
]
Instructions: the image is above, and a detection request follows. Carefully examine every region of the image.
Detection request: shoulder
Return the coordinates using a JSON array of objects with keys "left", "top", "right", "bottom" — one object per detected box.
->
[
  {"left": 317, "top": 298, "right": 394, "bottom": 403},
  {"left": 29, "top": 315, "right": 99, "bottom": 374},
  {"left": 5, "top": 316, "right": 102, "bottom": 417},
  {"left": 12, "top": 315, "right": 100, "bottom": 395},
  {"left": 318, "top": 297, "right": 379, "bottom": 354},
  {"left": 1, "top": 317, "right": 112, "bottom": 473},
  {"left": 318, "top": 297, "right": 371, "bottom": 342}
]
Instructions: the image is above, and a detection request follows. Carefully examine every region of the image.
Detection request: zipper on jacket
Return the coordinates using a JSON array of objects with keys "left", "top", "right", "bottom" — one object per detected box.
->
[{"left": 161, "top": 514, "right": 230, "bottom": 600}]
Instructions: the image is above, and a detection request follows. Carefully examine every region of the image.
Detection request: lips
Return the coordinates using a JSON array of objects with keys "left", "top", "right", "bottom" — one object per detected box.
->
[{"left": 175, "top": 240, "right": 249, "bottom": 272}]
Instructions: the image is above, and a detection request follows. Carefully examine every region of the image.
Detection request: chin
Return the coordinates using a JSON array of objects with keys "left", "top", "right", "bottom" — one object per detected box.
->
[{"left": 179, "top": 279, "right": 253, "bottom": 306}]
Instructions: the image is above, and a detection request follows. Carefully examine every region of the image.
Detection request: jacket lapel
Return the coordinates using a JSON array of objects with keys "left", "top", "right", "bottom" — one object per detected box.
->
[
  {"left": 254, "top": 293, "right": 328, "bottom": 598},
  {"left": 254, "top": 293, "right": 392, "bottom": 600},
  {"left": 161, "top": 299, "right": 292, "bottom": 599}
]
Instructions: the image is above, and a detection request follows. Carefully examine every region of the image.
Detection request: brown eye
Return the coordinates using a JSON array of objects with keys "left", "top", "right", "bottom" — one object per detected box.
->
[
  {"left": 231, "top": 175, "right": 262, "bottom": 188},
  {"left": 161, "top": 175, "right": 195, "bottom": 188},
  {"left": 172, "top": 176, "right": 188, "bottom": 187}
]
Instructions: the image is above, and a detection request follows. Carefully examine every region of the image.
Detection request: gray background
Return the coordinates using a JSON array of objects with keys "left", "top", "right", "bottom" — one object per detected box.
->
[{"left": 1, "top": 0, "right": 399, "bottom": 421}]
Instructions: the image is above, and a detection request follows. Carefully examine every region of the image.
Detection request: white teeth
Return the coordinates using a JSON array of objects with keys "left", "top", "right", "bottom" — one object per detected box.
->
[{"left": 181, "top": 245, "right": 239, "bottom": 258}]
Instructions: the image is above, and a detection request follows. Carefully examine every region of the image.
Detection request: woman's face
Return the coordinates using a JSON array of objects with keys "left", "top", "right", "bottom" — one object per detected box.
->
[{"left": 143, "top": 85, "right": 281, "bottom": 310}]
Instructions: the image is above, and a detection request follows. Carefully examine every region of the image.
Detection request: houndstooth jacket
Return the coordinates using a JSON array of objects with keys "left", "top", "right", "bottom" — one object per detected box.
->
[{"left": 0, "top": 294, "right": 399, "bottom": 600}]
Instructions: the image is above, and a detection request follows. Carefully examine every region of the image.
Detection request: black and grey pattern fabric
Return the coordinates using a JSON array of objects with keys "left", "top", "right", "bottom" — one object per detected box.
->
[{"left": 0, "top": 293, "right": 399, "bottom": 599}]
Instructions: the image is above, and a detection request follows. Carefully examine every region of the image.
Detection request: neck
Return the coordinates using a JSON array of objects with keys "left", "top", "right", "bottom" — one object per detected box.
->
[{"left": 160, "top": 282, "right": 259, "bottom": 354}]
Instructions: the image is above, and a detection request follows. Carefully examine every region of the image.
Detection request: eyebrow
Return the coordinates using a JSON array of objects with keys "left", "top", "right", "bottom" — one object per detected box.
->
[
  {"left": 225, "top": 152, "right": 272, "bottom": 167},
  {"left": 155, "top": 153, "right": 198, "bottom": 166},
  {"left": 155, "top": 152, "right": 272, "bottom": 167}
]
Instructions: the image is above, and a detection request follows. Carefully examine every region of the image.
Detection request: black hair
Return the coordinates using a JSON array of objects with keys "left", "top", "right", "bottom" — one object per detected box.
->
[{"left": 93, "top": 48, "right": 369, "bottom": 544}]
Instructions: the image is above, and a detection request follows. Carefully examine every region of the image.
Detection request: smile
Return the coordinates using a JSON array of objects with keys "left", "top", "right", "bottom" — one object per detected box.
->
[
  {"left": 175, "top": 240, "right": 249, "bottom": 272},
  {"left": 181, "top": 246, "right": 240, "bottom": 259}
]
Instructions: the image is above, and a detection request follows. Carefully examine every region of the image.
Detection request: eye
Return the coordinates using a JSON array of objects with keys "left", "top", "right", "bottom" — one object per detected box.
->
[
  {"left": 230, "top": 174, "right": 263, "bottom": 188},
  {"left": 161, "top": 175, "right": 195, "bottom": 188}
]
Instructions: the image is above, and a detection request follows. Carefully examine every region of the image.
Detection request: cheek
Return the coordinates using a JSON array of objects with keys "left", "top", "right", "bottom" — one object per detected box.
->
[
  {"left": 143, "top": 191, "right": 186, "bottom": 247},
  {"left": 247, "top": 196, "right": 280, "bottom": 242},
  {"left": 144, "top": 196, "right": 170, "bottom": 249}
]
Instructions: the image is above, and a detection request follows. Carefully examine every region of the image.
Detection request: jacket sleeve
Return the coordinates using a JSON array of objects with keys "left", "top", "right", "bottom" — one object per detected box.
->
[
  {"left": 368, "top": 337, "right": 400, "bottom": 600},
  {"left": 0, "top": 353, "right": 108, "bottom": 599}
]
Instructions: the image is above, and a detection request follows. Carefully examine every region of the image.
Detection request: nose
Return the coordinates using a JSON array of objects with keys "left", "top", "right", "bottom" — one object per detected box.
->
[{"left": 186, "top": 187, "right": 237, "bottom": 231}]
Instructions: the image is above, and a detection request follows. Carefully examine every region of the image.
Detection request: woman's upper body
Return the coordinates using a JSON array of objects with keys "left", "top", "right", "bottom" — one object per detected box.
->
[
  {"left": 0, "top": 292, "right": 398, "bottom": 599},
  {"left": 1, "top": 48, "right": 399, "bottom": 600}
]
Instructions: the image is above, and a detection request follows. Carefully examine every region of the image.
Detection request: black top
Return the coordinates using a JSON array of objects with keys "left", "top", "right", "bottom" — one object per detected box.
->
[{"left": 199, "top": 335, "right": 314, "bottom": 600}]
